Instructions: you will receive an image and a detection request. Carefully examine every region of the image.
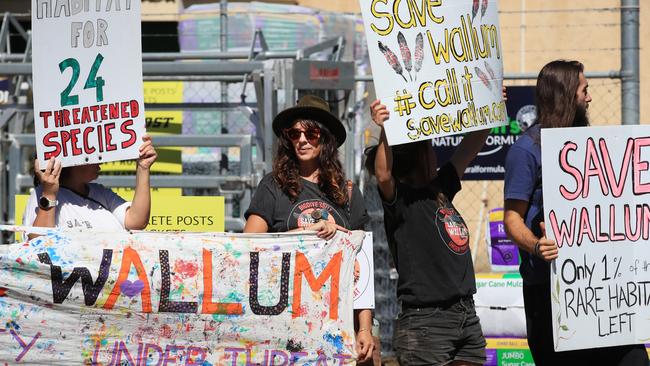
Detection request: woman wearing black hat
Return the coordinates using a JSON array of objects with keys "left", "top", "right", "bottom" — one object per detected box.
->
[{"left": 244, "top": 94, "right": 375, "bottom": 363}]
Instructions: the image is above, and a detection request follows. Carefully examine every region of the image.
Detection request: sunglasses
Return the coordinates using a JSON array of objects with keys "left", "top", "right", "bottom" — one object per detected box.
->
[{"left": 284, "top": 127, "right": 321, "bottom": 144}]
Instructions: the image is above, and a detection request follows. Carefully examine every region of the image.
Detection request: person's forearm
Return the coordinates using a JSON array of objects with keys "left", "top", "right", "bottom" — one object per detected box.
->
[
  {"left": 355, "top": 309, "right": 373, "bottom": 333},
  {"left": 374, "top": 129, "right": 393, "bottom": 183},
  {"left": 29, "top": 207, "right": 56, "bottom": 239},
  {"left": 504, "top": 211, "right": 538, "bottom": 255},
  {"left": 32, "top": 208, "right": 56, "bottom": 228},
  {"left": 125, "top": 166, "right": 151, "bottom": 230},
  {"left": 461, "top": 128, "right": 490, "bottom": 152}
]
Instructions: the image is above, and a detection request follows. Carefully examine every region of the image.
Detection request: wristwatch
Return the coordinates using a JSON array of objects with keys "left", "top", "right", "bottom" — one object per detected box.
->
[{"left": 38, "top": 195, "right": 58, "bottom": 210}]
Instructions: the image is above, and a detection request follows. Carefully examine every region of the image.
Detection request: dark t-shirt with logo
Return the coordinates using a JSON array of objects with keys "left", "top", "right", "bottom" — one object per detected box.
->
[
  {"left": 383, "top": 163, "right": 475, "bottom": 306},
  {"left": 245, "top": 173, "right": 369, "bottom": 232}
]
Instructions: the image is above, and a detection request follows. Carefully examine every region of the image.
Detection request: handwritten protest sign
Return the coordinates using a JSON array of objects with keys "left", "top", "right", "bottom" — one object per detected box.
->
[
  {"left": 360, "top": 0, "right": 508, "bottom": 145},
  {"left": 31, "top": 0, "right": 146, "bottom": 167},
  {"left": 0, "top": 228, "right": 362, "bottom": 364},
  {"left": 542, "top": 126, "right": 650, "bottom": 351}
]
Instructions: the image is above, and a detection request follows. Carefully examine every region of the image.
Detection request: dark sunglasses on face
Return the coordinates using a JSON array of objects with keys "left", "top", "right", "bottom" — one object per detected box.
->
[{"left": 285, "top": 127, "right": 321, "bottom": 144}]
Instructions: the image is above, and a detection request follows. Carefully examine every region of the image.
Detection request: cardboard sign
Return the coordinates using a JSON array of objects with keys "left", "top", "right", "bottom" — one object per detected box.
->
[
  {"left": 0, "top": 229, "right": 363, "bottom": 364},
  {"left": 542, "top": 126, "right": 650, "bottom": 351},
  {"left": 31, "top": 0, "right": 146, "bottom": 167},
  {"left": 360, "top": 0, "right": 508, "bottom": 145}
]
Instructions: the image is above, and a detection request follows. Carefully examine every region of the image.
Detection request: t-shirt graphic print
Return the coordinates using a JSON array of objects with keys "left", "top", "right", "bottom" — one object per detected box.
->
[
  {"left": 435, "top": 205, "right": 470, "bottom": 255},
  {"left": 288, "top": 199, "right": 346, "bottom": 229}
]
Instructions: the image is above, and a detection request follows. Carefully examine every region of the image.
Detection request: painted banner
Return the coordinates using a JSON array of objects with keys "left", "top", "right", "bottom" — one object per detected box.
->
[
  {"left": 31, "top": 0, "right": 146, "bottom": 167},
  {"left": 0, "top": 228, "right": 363, "bottom": 364},
  {"left": 542, "top": 126, "right": 650, "bottom": 351},
  {"left": 359, "top": 0, "right": 508, "bottom": 146}
]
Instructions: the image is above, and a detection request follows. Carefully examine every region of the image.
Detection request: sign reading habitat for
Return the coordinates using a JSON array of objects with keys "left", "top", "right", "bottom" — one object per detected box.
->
[
  {"left": 0, "top": 229, "right": 363, "bottom": 364},
  {"left": 542, "top": 126, "right": 650, "bottom": 351},
  {"left": 31, "top": 0, "right": 146, "bottom": 167},
  {"left": 360, "top": 0, "right": 508, "bottom": 145}
]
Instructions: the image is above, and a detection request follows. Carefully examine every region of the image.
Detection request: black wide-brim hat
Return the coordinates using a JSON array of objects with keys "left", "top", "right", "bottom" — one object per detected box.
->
[{"left": 272, "top": 95, "right": 347, "bottom": 147}]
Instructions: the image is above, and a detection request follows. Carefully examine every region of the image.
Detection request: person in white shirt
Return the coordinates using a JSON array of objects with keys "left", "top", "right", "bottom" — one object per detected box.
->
[{"left": 24, "top": 135, "right": 157, "bottom": 235}]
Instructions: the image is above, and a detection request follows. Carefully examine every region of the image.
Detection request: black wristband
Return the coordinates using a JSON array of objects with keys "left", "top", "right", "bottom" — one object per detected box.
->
[{"left": 533, "top": 240, "right": 541, "bottom": 257}]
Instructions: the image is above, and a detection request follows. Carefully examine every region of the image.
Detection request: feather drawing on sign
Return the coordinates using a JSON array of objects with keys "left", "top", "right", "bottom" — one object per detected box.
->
[
  {"left": 378, "top": 40, "right": 407, "bottom": 83},
  {"left": 472, "top": 0, "right": 480, "bottom": 22},
  {"left": 413, "top": 33, "right": 424, "bottom": 81},
  {"left": 484, "top": 61, "right": 497, "bottom": 89},
  {"left": 481, "top": 0, "right": 488, "bottom": 18},
  {"left": 397, "top": 32, "right": 413, "bottom": 81},
  {"left": 475, "top": 67, "right": 493, "bottom": 91}
]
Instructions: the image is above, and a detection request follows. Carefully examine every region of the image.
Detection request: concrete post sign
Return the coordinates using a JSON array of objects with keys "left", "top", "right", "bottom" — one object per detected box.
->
[
  {"left": 359, "top": 0, "right": 508, "bottom": 145},
  {"left": 542, "top": 125, "right": 650, "bottom": 351},
  {"left": 31, "top": 0, "right": 146, "bottom": 167}
]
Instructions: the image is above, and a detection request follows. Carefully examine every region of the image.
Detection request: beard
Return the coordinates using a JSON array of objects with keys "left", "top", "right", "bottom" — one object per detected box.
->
[{"left": 572, "top": 104, "right": 590, "bottom": 127}]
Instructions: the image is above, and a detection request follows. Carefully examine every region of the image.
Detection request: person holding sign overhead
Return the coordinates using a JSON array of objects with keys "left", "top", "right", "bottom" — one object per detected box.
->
[
  {"left": 243, "top": 95, "right": 376, "bottom": 364},
  {"left": 367, "top": 96, "right": 499, "bottom": 365},
  {"left": 503, "top": 60, "right": 647, "bottom": 365},
  {"left": 24, "top": 135, "right": 157, "bottom": 237}
]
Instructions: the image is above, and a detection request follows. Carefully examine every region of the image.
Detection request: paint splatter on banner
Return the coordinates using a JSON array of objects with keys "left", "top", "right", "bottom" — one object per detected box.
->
[{"left": 0, "top": 229, "right": 363, "bottom": 365}]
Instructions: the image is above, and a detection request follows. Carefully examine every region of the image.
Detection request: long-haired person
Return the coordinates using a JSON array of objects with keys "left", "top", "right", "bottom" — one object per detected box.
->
[
  {"left": 244, "top": 95, "right": 375, "bottom": 363},
  {"left": 24, "top": 135, "right": 157, "bottom": 235},
  {"left": 503, "top": 60, "right": 648, "bottom": 365},
  {"left": 367, "top": 100, "right": 492, "bottom": 365}
]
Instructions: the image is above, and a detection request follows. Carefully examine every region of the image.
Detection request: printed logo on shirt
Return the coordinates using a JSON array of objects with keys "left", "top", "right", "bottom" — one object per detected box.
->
[
  {"left": 288, "top": 200, "right": 346, "bottom": 230},
  {"left": 65, "top": 219, "right": 93, "bottom": 229},
  {"left": 435, "top": 206, "right": 470, "bottom": 255}
]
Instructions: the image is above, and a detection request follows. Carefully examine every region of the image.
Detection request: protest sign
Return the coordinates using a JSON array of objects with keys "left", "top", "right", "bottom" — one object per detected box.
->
[
  {"left": 542, "top": 126, "right": 650, "bottom": 351},
  {"left": 360, "top": 0, "right": 508, "bottom": 146},
  {"left": 0, "top": 229, "right": 363, "bottom": 364},
  {"left": 14, "top": 193, "right": 375, "bottom": 309},
  {"left": 32, "top": 0, "right": 146, "bottom": 167}
]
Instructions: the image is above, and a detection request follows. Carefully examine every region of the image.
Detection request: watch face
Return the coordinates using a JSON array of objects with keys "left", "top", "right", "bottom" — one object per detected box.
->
[{"left": 39, "top": 196, "right": 54, "bottom": 209}]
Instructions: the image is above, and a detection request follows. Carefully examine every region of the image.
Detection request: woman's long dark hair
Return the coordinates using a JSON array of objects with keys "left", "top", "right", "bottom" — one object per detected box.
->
[
  {"left": 536, "top": 60, "right": 585, "bottom": 129},
  {"left": 273, "top": 119, "right": 348, "bottom": 206}
]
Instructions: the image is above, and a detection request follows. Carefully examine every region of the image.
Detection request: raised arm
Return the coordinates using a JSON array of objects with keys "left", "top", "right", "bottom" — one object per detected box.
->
[
  {"left": 449, "top": 128, "right": 490, "bottom": 178},
  {"left": 28, "top": 158, "right": 61, "bottom": 239},
  {"left": 125, "top": 135, "right": 157, "bottom": 230},
  {"left": 370, "top": 100, "right": 396, "bottom": 201}
]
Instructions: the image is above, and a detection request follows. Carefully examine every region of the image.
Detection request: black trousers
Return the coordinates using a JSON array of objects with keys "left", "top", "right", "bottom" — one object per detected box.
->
[{"left": 523, "top": 282, "right": 648, "bottom": 366}]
